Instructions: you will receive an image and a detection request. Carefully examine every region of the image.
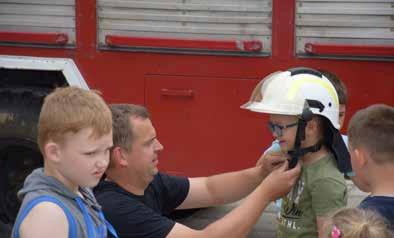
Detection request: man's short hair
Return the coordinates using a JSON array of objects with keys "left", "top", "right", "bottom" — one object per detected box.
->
[
  {"left": 110, "top": 104, "right": 150, "bottom": 151},
  {"left": 37, "top": 86, "right": 112, "bottom": 154},
  {"left": 319, "top": 70, "right": 348, "bottom": 106},
  {"left": 348, "top": 104, "right": 394, "bottom": 164}
]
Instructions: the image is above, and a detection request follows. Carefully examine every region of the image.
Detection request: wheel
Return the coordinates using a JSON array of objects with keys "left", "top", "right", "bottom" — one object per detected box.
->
[{"left": 0, "top": 88, "right": 47, "bottom": 227}]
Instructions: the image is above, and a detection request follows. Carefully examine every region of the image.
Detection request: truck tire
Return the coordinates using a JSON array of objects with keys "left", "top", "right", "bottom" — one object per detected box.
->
[{"left": 0, "top": 88, "right": 47, "bottom": 227}]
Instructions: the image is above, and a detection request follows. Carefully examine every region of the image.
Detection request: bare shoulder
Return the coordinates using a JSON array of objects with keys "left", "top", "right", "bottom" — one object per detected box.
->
[{"left": 19, "top": 201, "right": 68, "bottom": 238}]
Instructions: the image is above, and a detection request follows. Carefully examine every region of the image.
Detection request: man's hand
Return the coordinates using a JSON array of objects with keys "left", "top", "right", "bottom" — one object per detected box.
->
[
  {"left": 257, "top": 150, "right": 289, "bottom": 175},
  {"left": 260, "top": 160, "right": 301, "bottom": 201}
]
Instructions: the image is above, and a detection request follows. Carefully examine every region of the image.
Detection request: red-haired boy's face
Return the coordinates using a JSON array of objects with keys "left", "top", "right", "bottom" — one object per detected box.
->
[{"left": 51, "top": 127, "right": 113, "bottom": 191}]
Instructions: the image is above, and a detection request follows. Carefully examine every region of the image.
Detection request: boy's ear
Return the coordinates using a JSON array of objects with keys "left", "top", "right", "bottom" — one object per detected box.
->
[
  {"left": 305, "top": 117, "right": 318, "bottom": 135},
  {"left": 112, "top": 146, "right": 128, "bottom": 167},
  {"left": 353, "top": 148, "right": 368, "bottom": 167},
  {"left": 44, "top": 142, "right": 61, "bottom": 163}
]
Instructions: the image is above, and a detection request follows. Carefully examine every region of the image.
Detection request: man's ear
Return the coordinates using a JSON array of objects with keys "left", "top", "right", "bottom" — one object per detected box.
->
[
  {"left": 44, "top": 142, "right": 61, "bottom": 163},
  {"left": 112, "top": 146, "right": 128, "bottom": 167}
]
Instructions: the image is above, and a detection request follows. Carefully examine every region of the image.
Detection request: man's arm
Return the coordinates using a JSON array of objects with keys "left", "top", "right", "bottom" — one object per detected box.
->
[
  {"left": 168, "top": 161, "right": 301, "bottom": 238},
  {"left": 178, "top": 152, "right": 286, "bottom": 210},
  {"left": 19, "top": 202, "right": 68, "bottom": 238},
  {"left": 178, "top": 165, "right": 266, "bottom": 209}
]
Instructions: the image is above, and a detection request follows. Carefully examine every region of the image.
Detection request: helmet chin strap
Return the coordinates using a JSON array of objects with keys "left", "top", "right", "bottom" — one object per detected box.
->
[
  {"left": 287, "top": 107, "right": 318, "bottom": 169},
  {"left": 288, "top": 141, "right": 322, "bottom": 163}
]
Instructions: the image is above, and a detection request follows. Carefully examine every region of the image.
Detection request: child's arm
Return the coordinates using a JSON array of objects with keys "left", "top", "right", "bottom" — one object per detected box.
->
[
  {"left": 311, "top": 178, "right": 347, "bottom": 238},
  {"left": 316, "top": 216, "right": 329, "bottom": 238},
  {"left": 19, "top": 202, "right": 68, "bottom": 238}
]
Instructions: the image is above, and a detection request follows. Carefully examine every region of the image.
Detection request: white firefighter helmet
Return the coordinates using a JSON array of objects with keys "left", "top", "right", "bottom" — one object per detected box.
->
[{"left": 242, "top": 68, "right": 340, "bottom": 129}]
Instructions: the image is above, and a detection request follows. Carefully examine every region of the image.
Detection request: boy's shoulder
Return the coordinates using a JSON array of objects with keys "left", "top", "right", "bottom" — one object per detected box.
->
[
  {"left": 304, "top": 153, "right": 346, "bottom": 186},
  {"left": 359, "top": 196, "right": 394, "bottom": 229},
  {"left": 359, "top": 196, "right": 394, "bottom": 208},
  {"left": 18, "top": 168, "right": 81, "bottom": 202},
  {"left": 17, "top": 201, "right": 68, "bottom": 238},
  {"left": 12, "top": 191, "right": 77, "bottom": 238}
]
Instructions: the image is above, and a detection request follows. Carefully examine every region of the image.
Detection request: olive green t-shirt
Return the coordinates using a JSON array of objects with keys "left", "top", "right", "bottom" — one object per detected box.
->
[{"left": 277, "top": 154, "right": 347, "bottom": 238}]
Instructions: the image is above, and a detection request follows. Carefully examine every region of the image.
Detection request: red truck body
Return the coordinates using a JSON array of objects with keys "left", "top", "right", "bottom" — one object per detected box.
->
[{"left": 1, "top": 0, "right": 393, "bottom": 177}]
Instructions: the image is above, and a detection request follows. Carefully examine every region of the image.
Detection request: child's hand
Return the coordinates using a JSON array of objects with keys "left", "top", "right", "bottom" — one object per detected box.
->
[{"left": 261, "top": 160, "right": 301, "bottom": 201}]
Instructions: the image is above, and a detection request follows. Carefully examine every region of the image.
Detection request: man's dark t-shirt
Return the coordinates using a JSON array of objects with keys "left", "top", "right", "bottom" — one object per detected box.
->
[
  {"left": 359, "top": 196, "right": 394, "bottom": 231},
  {"left": 94, "top": 173, "right": 190, "bottom": 238}
]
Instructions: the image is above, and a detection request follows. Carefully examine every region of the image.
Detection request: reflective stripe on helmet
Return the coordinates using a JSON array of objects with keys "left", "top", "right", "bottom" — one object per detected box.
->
[{"left": 287, "top": 76, "right": 339, "bottom": 107}]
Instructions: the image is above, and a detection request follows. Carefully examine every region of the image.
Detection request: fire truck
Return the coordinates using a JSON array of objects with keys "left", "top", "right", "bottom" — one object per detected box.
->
[{"left": 0, "top": 0, "right": 393, "bottom": 232}]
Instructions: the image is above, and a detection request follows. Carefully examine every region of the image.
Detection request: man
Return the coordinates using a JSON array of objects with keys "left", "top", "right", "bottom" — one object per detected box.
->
[{"left": 94, "top": 104, "right": 300, "bottom": 238}]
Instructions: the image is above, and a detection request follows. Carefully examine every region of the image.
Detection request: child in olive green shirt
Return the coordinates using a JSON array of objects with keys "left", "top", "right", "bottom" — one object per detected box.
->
[
  {"left": 277, "top": 154, "right": 347, "bottom": 237},
  {"left": 243, "top": 67, "right": 350, "bottom": 238}
]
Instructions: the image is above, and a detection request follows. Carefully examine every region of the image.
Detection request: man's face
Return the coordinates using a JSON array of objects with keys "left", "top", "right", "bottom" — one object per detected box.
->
[
  {"left": 338, "top": 105, "right": 346, "bottom": 130},
  {"left": 57, "top": 127, "right": 113, "bottom": 190},
  {"left": 269, "top": 114, "right": 299, "bottom": 153},
  {"left": 123, "top": 117, "right": 163, "bottom": 185}
]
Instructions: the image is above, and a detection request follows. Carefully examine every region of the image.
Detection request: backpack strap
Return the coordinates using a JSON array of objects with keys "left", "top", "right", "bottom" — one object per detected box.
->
[
  {"left": 75, "top": 197, "right": 96, "bottom": 238},
  {"left": 12, "top": 195, "right": 77, "bottom": 238},
  {"left": 98, "top": 210, "right": 119, "bottom": 238},
  {"left": 75, "top": 197, "right": 119, "bottom": 238}
]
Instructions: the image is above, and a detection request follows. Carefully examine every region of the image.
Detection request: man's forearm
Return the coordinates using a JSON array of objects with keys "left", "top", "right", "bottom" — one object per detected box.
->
[
  {"left": 168, "top": 185, "right": 270, "bottom": 238},
  {"left": 171, "top": 161, "right": 300, "bottom": 237},
  {"left": 205, "top": 165, "right": 268, "bottom": 205},
  {"left": 201, "top": 183, "right": 271, "bottom": 237}
]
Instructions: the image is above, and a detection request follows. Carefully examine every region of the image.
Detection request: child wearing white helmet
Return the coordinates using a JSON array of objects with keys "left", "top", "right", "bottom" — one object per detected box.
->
[
  {"left": 255, "top": 69, "right": 352, "bottom": 219},
  {"left": 243, "top": 67, "right": 351, "bottom": 238}
]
